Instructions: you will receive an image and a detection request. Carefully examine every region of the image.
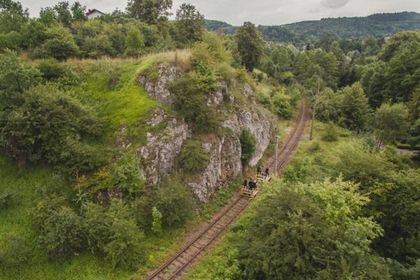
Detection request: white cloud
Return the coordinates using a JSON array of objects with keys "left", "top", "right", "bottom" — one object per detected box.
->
[{"left": 20, "top": 0, "right": 420, "bottom": 25}]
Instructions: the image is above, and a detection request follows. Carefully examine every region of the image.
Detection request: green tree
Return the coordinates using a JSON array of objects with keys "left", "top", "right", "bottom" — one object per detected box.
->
[
  {"left": 239, "top": 129, "right": 256, "bottom": 164},
  {"left": 237, "top": 179, "right": 390, "bottom": 280},
  {"left": 371, "top": 170, "right": 420, "bottom": 264},
  {"left": 175, "top": 3, "right": 204, "bottom": 45},
  {"left": 33, "top": 25, "right": 79, "bottom": 60},
  {"left": 169, "top": 71, "right": 219, "bottom": 133},
  {"left": 83, "top": 200, "right": 146, "bottom": 270},
  {"left": 0, "top": 50, "right": 41, "bottom": 102},
  {"left": 178, "top": 140, "right": 209, "bottom": 173},
  {"left": 374, "top": 103, "right": 409, "bottom": 145},
  {"left": 338, "top": 82, "right": 371, "bottom": 132},
  {"left": 0, "top": 85, "right": 102, "bottom": 172},
  {"left": 236, "top": 22, "right": 265, "bottom": 72},
  {"left": 33, "top": 196, "right": 86, "bottom": 258},
  {"left": 71, "top": 1, "right": 87, "bottom": 21},
  {"left": 151, "top": 206, "right": 162, "bottom": 235},
  {"left": 53, "top": 1, "right": 72, "bottom": 26},
  {"left": 127, "top": 0, "right": 172, "bottom": 24},
  {"left": 125, "top": 27, "right": 144, "bottom": 56},
  {"left": 155, "top": 179, "right": 193, "bottom": 228}
]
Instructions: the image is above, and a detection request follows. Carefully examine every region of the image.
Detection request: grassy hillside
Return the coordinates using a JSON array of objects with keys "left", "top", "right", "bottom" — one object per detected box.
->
[{"left": 205, "top": 12, "right": 420, "bottom": 43}]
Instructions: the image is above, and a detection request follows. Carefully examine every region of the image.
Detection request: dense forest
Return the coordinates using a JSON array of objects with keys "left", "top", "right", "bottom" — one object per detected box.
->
[
  {"left": 206, "top": 12, "right": 420, "bottom": 44},
  {"left": 0, "top": 1, "right": 419, "bottom": 280}
]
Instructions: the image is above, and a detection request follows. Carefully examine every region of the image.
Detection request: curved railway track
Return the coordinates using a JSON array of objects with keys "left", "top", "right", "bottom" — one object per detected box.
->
[{"left": 146, "top": 99, "right": 309, "bottom": 280}]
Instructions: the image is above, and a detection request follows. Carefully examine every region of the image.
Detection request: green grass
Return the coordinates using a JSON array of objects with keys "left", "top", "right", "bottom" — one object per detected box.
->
[{"left": 0, "top": 156, "right": 133, "bottom": 280}]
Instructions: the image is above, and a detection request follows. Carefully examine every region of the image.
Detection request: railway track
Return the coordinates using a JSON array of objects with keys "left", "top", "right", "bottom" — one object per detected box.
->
[{"left": 146, "top": 100, "right": 308, "bottom": 280}]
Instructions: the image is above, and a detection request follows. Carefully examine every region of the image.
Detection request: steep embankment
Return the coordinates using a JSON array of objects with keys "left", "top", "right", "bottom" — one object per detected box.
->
[{"left": 137, "top": 56, "right": 277, "bottom": 202}]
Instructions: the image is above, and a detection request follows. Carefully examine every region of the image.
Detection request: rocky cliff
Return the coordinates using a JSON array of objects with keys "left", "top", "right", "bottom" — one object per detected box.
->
[{"left": 138, "top": 63, "right": 276, "bottom": 202}]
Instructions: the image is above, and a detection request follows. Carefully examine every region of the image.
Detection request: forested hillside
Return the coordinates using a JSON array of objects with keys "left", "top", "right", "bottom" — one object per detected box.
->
[
  {"left": 206, "top": 12, "right": 420, "bottom": 44},
  {"left": 1, "top": 1, "right": 419, "bottom": 280}
]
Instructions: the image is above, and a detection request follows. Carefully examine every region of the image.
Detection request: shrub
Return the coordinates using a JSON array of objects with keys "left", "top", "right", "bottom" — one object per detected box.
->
[
  {"left": 37, "top": 59, "right": 68, "bottom": 81},
  {"left": 33, "top": 196, "right": 86, "bottom": 258},
  {"left": 151, "top": 207, "right": 163, "bottom": 235},
  {"left": 155, "top": 179, "right": 194, "bottom": 229},
  {"left": 169, "top": 72, "right": 219, "bottom": 133},
  {"left": 0, "top": 51, "right": 41, "bottom": 98},
  {"left": 321, "top": 123, "right": 339, "bottom": 142},
  {"left": 178, "top": 140, "right": 209, "bottom": 173},
  {"left": 272, "top": 89, "right": 293, "bottom": 119},
  {"left": 0, "top": 189, "right": 17, "bottom": 210},
  {"left": 240, "top": 129, "right": 256, "bottom": 164},
  {"left": 0, "top": 235, "right": 32, "bottom": 267},
  {"left": 83, "top": 200, "right": 146, "bottom": 270},
  {"left": 0, "top": 84, "right": 103, "bottom": 173},
  {"left": 75, "top": 153, "right": 145, "bottom": 197}
]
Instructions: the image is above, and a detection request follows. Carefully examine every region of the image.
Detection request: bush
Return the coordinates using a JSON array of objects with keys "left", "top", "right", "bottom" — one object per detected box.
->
[
  {"left": 237, "top": 179, "right": 390, "bottom": 280},
  {"left": 240, "top": 129, "right": 256, "bottom": 164},
  {"left": 37, "top": 59, "right": 80, "bottom": 87},
  {"left": 169, "top": 72, "right": 219, "bottom": 133},
  {"left": 0, "top": 235, "right": 32, "bottom": 267},
  {"left": 33, "top": 196, "right": 86, "bottom": 258},
  {"left": 154, "top": 179, "right": 194, "bottom": 229},
  {"left": 83, "top": 200, "right": 146, "bottom": 270},
  {"left": 178, "top": 140, "right": 209, "bottom": 173},
  {"left": 0, "top": 189, "right": 17, "bottom": 210},
  {"left": 0, "top": 84, "right": 103, "bottom": 173},
  {"left": 321, "top": 123, "right": 339, "bottom": 142},
  {"left": 75, "top": 153, "right": 145, "bottom": 197},
  {"left": 272, "top": 89, "right": 293, "bottom": 119}
]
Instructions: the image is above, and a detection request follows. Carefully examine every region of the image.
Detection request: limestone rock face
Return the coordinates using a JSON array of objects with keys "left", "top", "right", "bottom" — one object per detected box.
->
[
  {"left": 139, "top": 64, "right": 179, "bottom": 106},
  {"left": 188, "top": 134, "right": 242, "bottom": 202},
  {"left": 223, "top": 108, "right": 276, "bottom": 166},
  {"left": 138, "top": 65, "right": 276, "bottom": 202},
  {"left": 138, "top": 109, "right": 190, "bottom": 186}
]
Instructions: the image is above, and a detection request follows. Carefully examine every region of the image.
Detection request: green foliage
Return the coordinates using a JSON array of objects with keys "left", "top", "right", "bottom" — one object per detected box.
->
[
  {"left": 32, "top": 25, "right": 79, "bottom": 60},
  {"left": 0, "top": 51, "right": 41, "bottom": 100},
  {"left": 0, "top": 84, "right": 103, "bottom": 174},
  {"left": 0, "top": 189, "right": 16, "bottom": 210},
  {"left": 178, "top": 140, "right": 209, "bottom": 173},
  {"left": 236, "top": 22, "right": 265, "bottom": 71},
  {"left": 239, "top": 129, "right": 256, "bottom": 164},
  {"left": 76, "top": 153, "right": 145, "bottom": 197},
  {"left": 316, "top": 83, "right": 371, "bottom": 132},
  {"left": 321, "top": 123, "right": 339, "bottom": 142},
  {"left": 102, "top": 200, "right": 145, "bottom": 270},
  {"left": 370, "top": 170, "right": 420, "bottom": 263},
  {"left": 374, "top": 103, "right": 409, "bottom": 145},
  {"left": 151, "top": 206, "right": 163, "bottom": 235},
  {"left": 125, "top": 26, "right": 144, "bottom": 56},
  {"left": 272, "top": 89, "right": 293, "bottom": 119},
  {"left": 237, "top": 179, "right": 389, "bottom": 280},
  {"left": 0, "top": 235, "right": 32, "bottom": 268},
  {"left": 33, "top": 196, "right": 86, "bottom": 258},
  {"left": 169, "top": 71, "right": 219, "bottom": 133},
  {"left": 154, "top": 179, "right": 193, "bottom": 229},
  {"left": 338, "top": 82, "right": 371, "bottom": 131},
  {"left": 127, "top": 0, "right": 172, "bottom": 24},
  {"left": 175, "top": 3, "right": 204, "bottom": 45}
]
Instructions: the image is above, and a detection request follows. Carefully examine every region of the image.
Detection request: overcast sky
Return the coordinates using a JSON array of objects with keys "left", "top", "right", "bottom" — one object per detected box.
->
[{"left": 21, "top": 0, "right": 420, "bottom": 25}]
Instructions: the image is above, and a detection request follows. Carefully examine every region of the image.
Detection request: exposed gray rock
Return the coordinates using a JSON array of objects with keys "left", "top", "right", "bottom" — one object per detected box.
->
[
  {"left": 138, "top": 65, "right": 276, "bottom": 202},
  {"left": 138, "top": 109, "right": 190, "bottom": 186},
  {"left": 223, "top": 108, "right": 276, "bottom": 166},
  {"left": 139, "top": 64, "right": 179, "bottom": 106},
  {"left": 188, "top": 134, "right": 242, "bottom": 202}
]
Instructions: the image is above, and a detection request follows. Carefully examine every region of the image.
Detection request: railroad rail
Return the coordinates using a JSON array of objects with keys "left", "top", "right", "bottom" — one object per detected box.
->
[{"left": 146, "top": 99, "right": 308, "bottom": 280}]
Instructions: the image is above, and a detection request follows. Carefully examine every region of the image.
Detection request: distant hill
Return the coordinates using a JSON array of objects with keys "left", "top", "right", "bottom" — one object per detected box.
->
[{"left": 205, "top": 12, "right": 420, "bottom": 44}]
